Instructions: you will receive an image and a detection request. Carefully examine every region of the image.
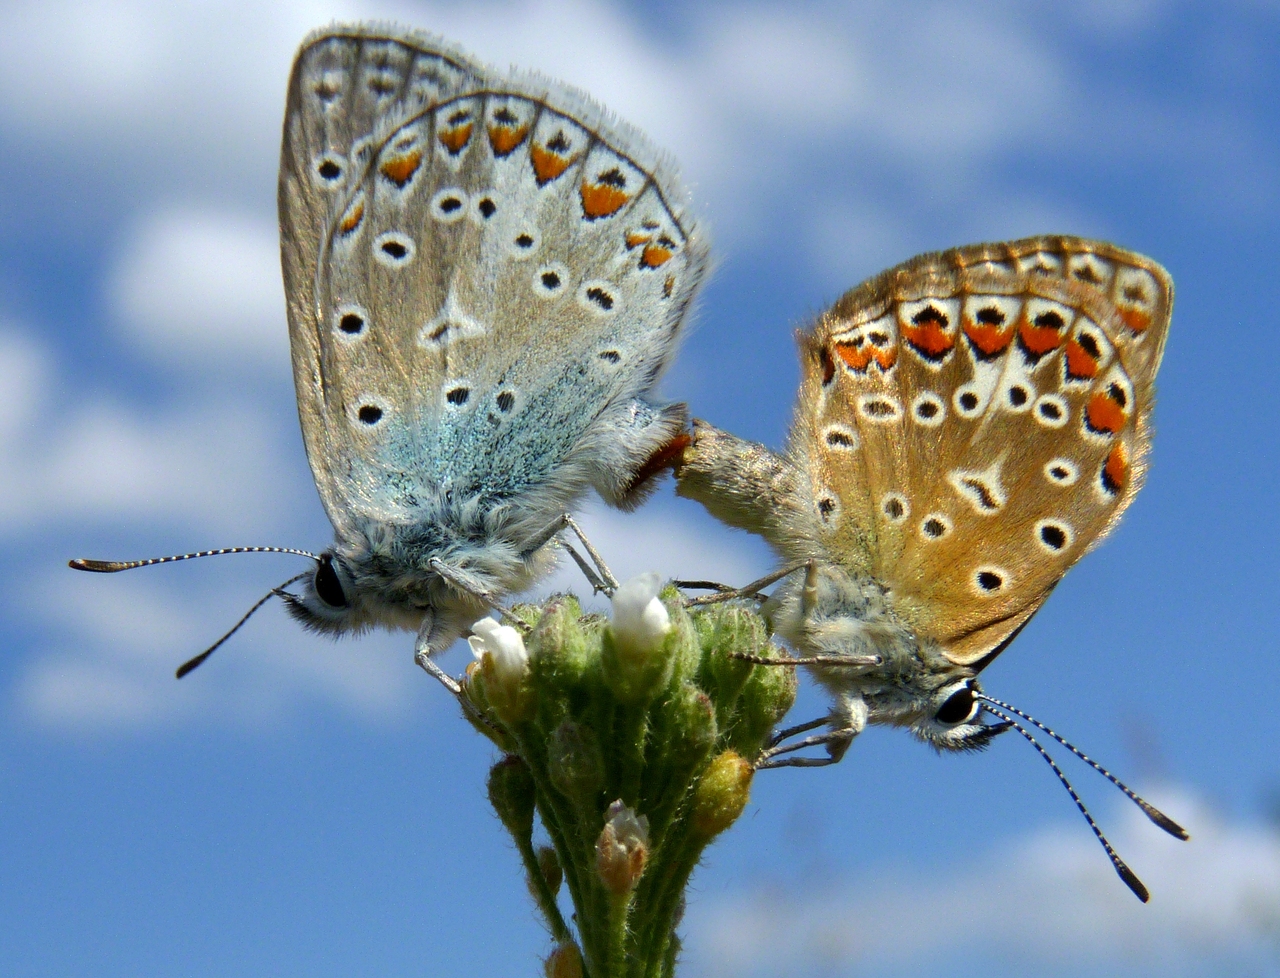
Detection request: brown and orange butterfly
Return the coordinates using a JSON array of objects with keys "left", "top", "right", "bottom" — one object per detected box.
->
[{"left": 675, "top": 236, "right": 1186, "bottom": 899}]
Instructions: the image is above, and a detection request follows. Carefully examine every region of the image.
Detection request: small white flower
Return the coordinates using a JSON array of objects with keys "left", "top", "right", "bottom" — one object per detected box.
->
[
  {"left": 610, "top": 572, "right": 671, "bottom": 654},
  {"left": 596, "top": 799, "right": 651, "bottom": 894},
  {"left": 469, "top": 617, "right": 529, "bottom": 685},
  {"left": 603, "top": 799, "right": 650, "bottom": 846}
]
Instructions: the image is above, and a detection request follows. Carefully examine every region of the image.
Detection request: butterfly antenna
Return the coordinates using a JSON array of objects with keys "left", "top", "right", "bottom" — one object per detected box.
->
[
  {"left": 70, "top": 547, "right": 322, "bottom": 573},
  {"left": 978, "top": 694, "right": 1188, "bottom": 841},
  {"left": 175, "top": 572, "right": 310, "bottom": 679},
  {"left": 980, "top": 701, "right": 1151, "bottom": 902}
]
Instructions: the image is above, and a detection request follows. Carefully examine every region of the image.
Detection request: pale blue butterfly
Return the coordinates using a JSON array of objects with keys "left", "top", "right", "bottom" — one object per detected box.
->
[{"left": 72, "top": 25, "right": 708, "bottom": 685}]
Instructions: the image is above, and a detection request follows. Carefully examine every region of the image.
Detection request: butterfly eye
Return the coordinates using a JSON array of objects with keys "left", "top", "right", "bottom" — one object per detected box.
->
[
  {"left": 936, "top": 684, "right": 977, "bottom": 725},
  {"left": 314, "top": 554, "right": 348, "bottom": 608}
]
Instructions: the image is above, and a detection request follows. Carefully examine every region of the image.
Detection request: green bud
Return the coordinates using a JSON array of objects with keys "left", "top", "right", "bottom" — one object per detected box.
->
[
  {"left": 527, "top": 596, "right": 591, "bottom": 682},
  {"left": 734, "top": 642, "right": 798, "bottom": 753},
  {"left": 487, "top": 754, "right": 536, "bottom": 845},
  {"left": 662, "top": 682, "right": 718, "bottom": 763},
  {"left": 536, "top": 844, "right": 562, "bottom": 898},
  {"left": 690, "top": 750, "right": 753, "bottom": 841},
  {"left": 547, "top": 719, "right": 605, "bottom": 807}
]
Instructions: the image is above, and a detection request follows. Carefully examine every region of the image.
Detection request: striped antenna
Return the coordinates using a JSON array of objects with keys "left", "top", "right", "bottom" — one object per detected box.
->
[
  {"left": 70, "top": 547, "right": 321, "bottom": 573},
  {"left": 175, "top": 572, "right": 312, "bottom": 679},
  {"left": 978, "top": 693, "right": 1188, "bottom": 840}
]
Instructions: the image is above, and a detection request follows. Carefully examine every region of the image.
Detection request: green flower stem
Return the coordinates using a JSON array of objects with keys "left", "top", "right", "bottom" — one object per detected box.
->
[
  {"left": 466, "top": 588, "right": 796, "bottom": 977},
  {"left": 515, "top": 810, "right": 572, "bottom": 943}
]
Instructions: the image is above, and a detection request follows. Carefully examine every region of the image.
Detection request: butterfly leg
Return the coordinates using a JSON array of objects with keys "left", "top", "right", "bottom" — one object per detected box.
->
[
  {"left": 427, "top": 558, "right": 530, "bottom": 628},
  {"left": 678, "top": 561, "right": 808, "bottom": 606},
  {"left": 754, "top": 723, "right": 857, "bottom": 769},
  {"left": 520, "top": 513, "right": 619, "bottom": 595},
  {"left": 413, "top": 613, "right": 463, "bottom": 696},
  {"left": 413, "top": 613, "right": 505, "bottom": 735},
  {"left": 754, "top": 696, "right": 867, "bottom": 769}
]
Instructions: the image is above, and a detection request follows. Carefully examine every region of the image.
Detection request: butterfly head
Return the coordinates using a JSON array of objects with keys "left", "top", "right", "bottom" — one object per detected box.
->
[
  {"left": 770, "top": 562, "right": 1009, "bottom": 752},
  {"left": 280, "top": 551, "right": 363, "bottom": 634},
  {"left": 907, "top": 677, "right": 1010, "bottom": 752}
]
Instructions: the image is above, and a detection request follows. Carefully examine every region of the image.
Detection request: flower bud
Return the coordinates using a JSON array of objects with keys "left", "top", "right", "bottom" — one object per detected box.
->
[
  {"left": 470, "top": 617, "right": 531, "bottom": 722},
  {"left": 544, "top": 942, "right": 584, "bottom": 978},
  {"left": 487, "top": 755, "right": 536, "bottom": 845},
  {"left": 470, "top": 618, "right": 529, "bottom": 683},
  {"left": 536, "top": 845, "right": 562, "bottom": 898},
  {"left": 611, "top": 572, "right": 671, "bottom": 654},
  {"left": 595, "top": 799, "right": 650, "bottom": 896},
  {"left": 690, "top": 750, "right": 753, "bottom": 841},
  {"left": 547, "top": 719, "right": 605, "bottom": 807},
  {"left": 603, "top": 573, "right": 676, "bottom": 702}
]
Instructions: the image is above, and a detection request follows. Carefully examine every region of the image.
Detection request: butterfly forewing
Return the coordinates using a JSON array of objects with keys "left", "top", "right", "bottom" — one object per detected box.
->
[
  {"left": 799, "top": 237, "right": 1172, "bottom": 664},
  {"left": 281, "top": 30, "right": 707, "bottom": 531},
  {"left": 280, "top": 28, "right": 486, "bottom": 532}
]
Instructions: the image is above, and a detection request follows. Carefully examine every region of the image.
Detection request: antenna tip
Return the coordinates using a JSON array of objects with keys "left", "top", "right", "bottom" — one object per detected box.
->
[
  {"left": 1141, "top": 803, "right": 1190, "bottom": 840},
  {"left": 175, "top": 649, "right": 214, "bottom": 679},
  {"left": 1116, "top": 861, "right": 1150, "bottom": 903},
  {"left": 70, "top": 558, "right": 127, "bottom": 572}
]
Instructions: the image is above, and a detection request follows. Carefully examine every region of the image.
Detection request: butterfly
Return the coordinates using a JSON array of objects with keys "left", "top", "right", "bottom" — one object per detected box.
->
[
  {"left": 72, "top": 24, "right": 707, "bottom": 681},
  {"left": 674, "top": 236, "right": 1186, "bottom": 899}
]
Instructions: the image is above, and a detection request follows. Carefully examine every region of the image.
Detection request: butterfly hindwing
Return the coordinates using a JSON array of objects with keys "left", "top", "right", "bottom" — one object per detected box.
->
[
  {"left": 281, "top": 28, "right": 708, "bottom": 539},
  {"left": 798, "top": 237, "right": 1172, "bottom": 663}
]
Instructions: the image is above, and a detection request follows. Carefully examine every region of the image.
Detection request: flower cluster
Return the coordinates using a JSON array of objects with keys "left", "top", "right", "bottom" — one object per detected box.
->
[{"left": 461, "top": 575, "right": 796, "bottom": 978}]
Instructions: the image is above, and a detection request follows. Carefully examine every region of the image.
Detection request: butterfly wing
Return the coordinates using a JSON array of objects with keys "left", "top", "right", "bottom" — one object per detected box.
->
[
  {"left": 795, "top": 237, "right": 1172, "bottom": 665},
  {"left": 280, "top": 28, "right": 708, "bottom": 543},
  {"left": 280, "top": 27, "right": 486, "bottom": 536}
]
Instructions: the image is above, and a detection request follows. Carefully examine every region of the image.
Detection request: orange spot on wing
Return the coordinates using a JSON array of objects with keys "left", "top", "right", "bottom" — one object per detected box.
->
[
  {"left": 662, "top": 275, "right": 675, "bottom": 298},
  {"left": 963, "top": 320, "right": 1014, "bottom": 357},
  {"left": 379, "top": 151, "right": 421, "bottom": 187},
  {"left": 338, "top": 202, "right": 364, "bottom": 235},
  {"left": 641, "top": 244, "right": 673, "bottom": 268},
  {"left": 834, "top": 340, "right": 895, "bottom": 373},
  {"left": 530, "top": 145, "right": 572, "bottom": 185},
  {"left": 1065, "top": 339, "right": 1100, "bottom": 379},
  {"left": 1086, "top": 390, "right": 1126, "bottom": 434},
  {"left": 581, "top": 182, "right": 630, "bottom": 219},
  {"left": 625, "top": 232, "right": 651, "bottom": 249},
  {"left": 1019, "top": 317, "right": 1066, "bottom": 357},
  {"left": 835, "top": 341, "right": 873, "bottom": 372},
  {"left": 438, "top": 123, "right": 473, "bottom": 154},
  {"left": 1102, "top": 442, "right": 1129, "bottom": 494},
  {"left": 1118, "top": 307, "right": 1151, "bottom": 334},
  {"left": 901, "top": 321, "right": 954, "bottom": 360},
  {"left": 488, "top": 124, "right": 529, "bottom": 157}
]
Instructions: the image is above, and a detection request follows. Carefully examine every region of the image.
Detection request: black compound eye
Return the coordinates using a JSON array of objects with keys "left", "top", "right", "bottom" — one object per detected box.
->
[
  {"left": 314, "top": 554, "right": 348, "bottom": 608},
  {"left": 936, "top": 685, "right": 976, "bottom": 725}
]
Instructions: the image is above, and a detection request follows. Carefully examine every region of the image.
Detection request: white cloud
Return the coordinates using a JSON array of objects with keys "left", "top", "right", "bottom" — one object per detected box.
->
[
  {"left": 0, "top": 0, "right": 1072, "bottom": 253},
  {"left": 109, "top": 207, "right": 289, "bottom": 367},
  {"left": 2, "top": 0, "right": 1262, "bottom": 271},
  {"left": 20, "top": 564, "right": 417, "bottom": 730},
  {"left": 686, "top": 787, "right": 1280, "bottom": 976},
  {"left": 0, "top": 326, "right": 299, "bottom": 536}
]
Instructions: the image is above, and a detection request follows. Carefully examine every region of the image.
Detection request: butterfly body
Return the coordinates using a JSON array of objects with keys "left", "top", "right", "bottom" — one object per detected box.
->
[
  {"left": 278, "top": 26, "right": 708, "bottom": 651},
  {"left": 678, "top": 237, "right": 1172, "bottom": 749}
]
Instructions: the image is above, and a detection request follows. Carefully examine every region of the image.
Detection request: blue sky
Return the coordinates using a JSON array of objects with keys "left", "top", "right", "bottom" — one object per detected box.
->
[{"left": 2, "top": 1, "right": 1279, "bottom": 975}]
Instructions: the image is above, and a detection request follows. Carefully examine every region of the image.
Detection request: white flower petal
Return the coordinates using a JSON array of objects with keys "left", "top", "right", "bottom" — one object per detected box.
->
[
  {"left": 611, "top": 572, "right": 671, "bottom": 653},
  {"left": 469, "top": 617, "right": 529, "bottom": 683}
]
